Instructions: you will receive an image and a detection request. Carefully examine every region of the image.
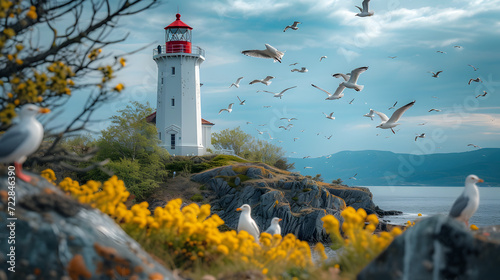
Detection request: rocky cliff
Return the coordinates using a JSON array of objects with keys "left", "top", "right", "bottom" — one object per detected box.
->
[{"left": 191, "top": 163, "right": 399, "bottom": 243}]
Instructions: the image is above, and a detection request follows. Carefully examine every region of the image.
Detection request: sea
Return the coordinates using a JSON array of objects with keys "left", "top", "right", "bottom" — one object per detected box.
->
[{"left": 367, "top": 186, "right": 500, "bottom": 227}]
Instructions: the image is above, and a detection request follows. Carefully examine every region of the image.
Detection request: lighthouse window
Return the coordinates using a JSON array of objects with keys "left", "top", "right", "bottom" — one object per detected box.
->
[
  {"left": 171, "top": 67, "right": 175, "bottom": 75},
  {"left": 171, "top": 98, "right": 175, "bottom": 106},
  {"left": 170, "top": 134, "right": 175, "bottom": 149},
  {"left": 158, "top": 132, "right": 161, "bottom": 140},
  {"left": 161, "top": 77, "right": 163, "bottom": 84}
]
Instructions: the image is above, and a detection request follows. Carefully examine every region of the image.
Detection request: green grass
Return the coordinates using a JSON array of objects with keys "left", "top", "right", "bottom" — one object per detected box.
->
[{"left": 190, "top": 194, "right": 204, "bottom": 202}]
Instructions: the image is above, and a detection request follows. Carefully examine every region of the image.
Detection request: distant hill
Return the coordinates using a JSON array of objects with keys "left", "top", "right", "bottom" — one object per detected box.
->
[{"left": 290, "top": 148, "right": 500, "bottom": 187}]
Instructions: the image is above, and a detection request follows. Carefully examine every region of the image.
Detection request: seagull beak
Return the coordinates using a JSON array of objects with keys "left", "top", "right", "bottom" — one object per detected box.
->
[
  {"left": 478, "top": 179, "right": 484, "bottom": 183},
  {"left": 279, "top": 219, "right": 282, "bottom": 222},
  {"left": 39, "top": 108, "right": 51, "bottom": 114},
  {"left": 236, "top": 208, "right": 242, "bottom": 212}
]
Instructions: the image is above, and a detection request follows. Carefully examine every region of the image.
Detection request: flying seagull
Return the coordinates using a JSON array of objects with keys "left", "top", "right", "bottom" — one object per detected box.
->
[
  {"left": 283, "top": 21, "right": 301, "bottom": 32},
  {"left": 436, "top": 51, "right": 447, "bottom": 54},
  {"left": 0, "top": 104, "right": 50, "bottom": 183},
  {"left": 449, "top": 175, "right": 483, "bottom": 226},
  {"left": 218, "top": 103, "right": 234, "bottom": 114},
  {"left": 264, "top": 217, "right": 282, "bottom": 236},
  {"left": 289, "top": 62, "right": 298, "bottom": 66},
  {"left": 454, "top": 45, "right": 463, "bottom": 49},
  {"left": 468, "top": 78, "right": 482, "bottom": 85},
  {"left": 303, "top": 156, "right": 311, "bottom": 159},
  {"left": 323, "top": 112, "right": 335, "bottom": 120},
  {"left": 388, "top": 101, "right": 398, "bottom": 110},
  {"left": 388, "top": 56, "right": 397, "bottom": 59},
  {"left": 279, "top": 124, "right": 294, "bottom": 130},
  {"left": 258, "top": 86, "right": 297, "bottom": 99},
  {"left": 355, "top": 0, "right": 374, "bottom": 17},
  {"left": 291, "top": 67, "right": 308, "bottom": 73},
  {"left": 468, "top": 64, "right": 478, "bottom": 71},
  {"left": 429, "top": 71, "right": 443, "bottom": 78},
  {"left": 349, "top": 98, "right": 355, "bottom": 104},
  {"left": 236, "top": 204, "right": 260, "bottom": 242},
  {"left": 467, "top": 144, "right": 481, "bottom": 148},
  {"left": 349, "top": 173, "right": 358, "bottom": 180},
  {"left": 325, "top": 135, "right": 333, "bottom": 140},
  {"left": 374, "top": 100, "right": 416, "bottom": 134},
  {"left": 418, "top": 122, "right": 427, "bottom": 126},
  {"left": 476, "top": 91, "right": 488, "bottom": 98},
  {"left": 336, "top": 66, "right": 369, "bottom": 91},
  {"left": 304, "top": 166, "right": 312, "bottom": 169},
  {"left": 263, "top": 105, "right": 272, "bottom": 108},
  {"left": 332, "top": 73, "right": 351, "bottom": 81},
  {"left": 249, "top": 75, "right": 275, "bottom": 86},
  {"left": 363, "top": 109, "right": 375, "bottom": 120},
  {"left": 242, "top": 44, "right": 284, "bottom": 63},
  {"left": 293, "top": 137, "right": 300, "bottom": 142},
  {"left": 230, "top": 77, "right": 244, "bottom": 88},
  {"left": 237, "top": 96, "right": 245, "bottom": 105},
  {"left": 311, "top": 83, "right": 345, "bottom": 100},
  {"left": 319, "top": 56, "right": 327, "bottom": 62},
  {"left": 415, "top": 133, "right": 425, "bottom": 141},
  {"left": 280, "top": 117, "right": 297, "bottom": 122},
  {"left": 428, "top": 108, "right": 441, "bottom": 112},
  {"left": 267, "top": 133, "right": 274, "bottom": 140}
]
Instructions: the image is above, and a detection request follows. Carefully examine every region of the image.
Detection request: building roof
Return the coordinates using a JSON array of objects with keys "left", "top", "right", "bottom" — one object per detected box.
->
[
  {"left": 164, "top": 13, "right": 193, "bottom": 30},
  {"left": 145, "top": 112, "right": 214, "bottom": 126}
]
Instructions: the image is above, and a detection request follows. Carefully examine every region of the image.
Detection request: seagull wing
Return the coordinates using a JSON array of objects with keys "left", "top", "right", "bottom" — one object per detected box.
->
[
  {"left": 332, "top": 73, "right": 350, "bottom": 81},
  {"left": 332, "top": 84, "right": 346, "bottom": 98},
  {"left": 374, "top": 111, "right": 389, "bottom": 122},
  {"left": 0, "top": 127, "right": 29, "bottom": 158},
  {"left": 237, "top": 96, "right": 242, "bottom": 102},
  {"left": 218, "top": 109, "right": 227, "bottom": 114},
  {"left": 311, "top": 84, "right": 331, "bottom": 97},
  {"left": 283, "top": 26, "right": 290, "bottom": 32},
  {"left": 362, "top": 0, "right": 370, "bottom": 12},
  {"left": 449, "top": 193, "right": 469, "bottom": 218},
  {"left": 280, "top": 86, "right": 297, "bottom": 94},
  {"left": 355, "top": 5, "right": 363, "bottom": 12},
  {"left": 242, "top": 49, "right": 272, "bottom": 59},
  {"left": 260, "top": 90, "right": 276, "bottom": 95},
  {"left": 347, "top": 66, "right": 368, "bottom": 84},
  {"left": 263, "top": 76, "right": 275, "bottom": 82},
  {"left": 387, "top": 100, "right": 415, "bottom": 123},
  {"left": 228, "top": 103, "right": 234, "bottom": 110},
  {"left": 236, "top": 77, "right": 244, "bottom": 83},
  {"left": 249, "top": 79, "right": 261, "bottom": 84}
]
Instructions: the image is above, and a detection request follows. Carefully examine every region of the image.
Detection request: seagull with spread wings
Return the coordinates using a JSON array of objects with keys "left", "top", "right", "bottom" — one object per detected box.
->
[
  {"left": 429, "top": 71, "right": 442, "bottom": 78},
  {"left": 335, "top": 66, "right": 369, "bottom": 92},
  {"left": 363, "top": 109, "right": 375, "bottom": 120},
  {"left": 355, "top": 0, "right": 374, "bottom": 17},
  {"left": 237, "top": 96, "right": 246, "bottom": 105},
  {"left": 249, "top": 75, "right": 275, "bottom": 85},
  {"left": 415, "top": 133, "right": 425, "bottom": 141},
  {"left": 258, "top": 86, "right": 297, "bottom": 99},
  {"left": 319, "top": 56, "right": 327, "bottom": 62},
  {"left": 468, "top": 78, "right": 482, "bottom": 85},
  {"left": 388, "top": 101, "right": 398, "bottom": 110},
  {"left": 218, "top": 103, "right": 234, "bottom": 114},
  {"left": 323, "top": 112, "right": 335, "bottom": 120},
  {"left": 280, "top": 117, "right": 297, "bottom": 122},
  {"left": 311, "top": 84, "right": 345, "bottom": 100},
  {"left": 468, "top": 64, "right": 478, "bottom": 71},
  {"left": 476, "top": 91, "right": 488, "bottom": 98},
  {"left": 230, "top": 77, "right": 244, "bottom": 88},
  {"left": 374, "top": 101, "right": 416, "bottom": 134},
  {"left": 283, "top": 21, "right": 301, "bottom": 32},
  {"left": 428, "top": 108, "right": 441, "bottom": 112},
  {"left": 291, "top": 67, "right": 308, "bottom": 73},
  {"left": 242, "top": 44, "right": 284, "bottom": 63}
]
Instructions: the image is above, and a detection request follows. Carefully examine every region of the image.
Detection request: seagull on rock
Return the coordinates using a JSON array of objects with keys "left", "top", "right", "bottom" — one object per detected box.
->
[
  {"left": 249, "top": 75, "right": 275, "bottom": 86},
  {"left": 283, "top": 21, "right": 301, "bottom": 32},
  {"left": 258, "top": 86, "right": 297, "bottom": 99},
  {"left": 337, "top": 66, "right": 368, "bottom": 91},
  {"left": 374, "top": 101, "right": 416, "bottom": 134},
  {"left": 291, "top": 67, "right": 308, "bottom": 73},
  {"left": 218, "top": 103, "right": 234, "bottom": 114},
  {"left": 230, "top": 77, "right": 244, "bottom": 88},
  {"left": 363, "top": 109, "right": 375, "bottom": 120},
  {"left": 264, "top": 217, "right": 282, "bottom": 236},
  {"left": 0, "top": 104, "right": 50, "bottom": 183},
  {"left": 242, "top": 44, "right": 285, "bottom": 63},
  {"left": 311, "top": 84, "right": 345, "bottom": 100},
  {"left": 236, "top": 204, "right": 260, "bottom": 242},
  {"left": 449, "top": 175, "right": 483, "bottom": 226},
  {"left": 355, "top": 0, "right": 374, "bottom": 17}
]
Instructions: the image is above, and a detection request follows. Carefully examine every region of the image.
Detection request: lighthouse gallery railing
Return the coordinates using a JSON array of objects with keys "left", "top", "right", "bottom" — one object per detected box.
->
[{"left": 153, "top": 45, "right": 205, "bottom": 57}]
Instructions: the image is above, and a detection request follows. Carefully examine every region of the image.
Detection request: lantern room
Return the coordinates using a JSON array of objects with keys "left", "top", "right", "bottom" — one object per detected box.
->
[{"left": 164, "top": 13, "right": 193, "bottom": 54}]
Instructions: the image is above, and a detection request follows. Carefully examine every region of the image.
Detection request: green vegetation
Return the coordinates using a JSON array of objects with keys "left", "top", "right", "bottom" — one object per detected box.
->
[
  {"left": 306, "top": 174, "right": 324, "bottom": 182},
  {"left": 190, "top": 194, "right": 204, "bottom": 202}
]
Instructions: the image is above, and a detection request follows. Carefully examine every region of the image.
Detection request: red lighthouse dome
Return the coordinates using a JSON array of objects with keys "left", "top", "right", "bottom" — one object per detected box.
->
[{"left": 164, "top": 13, "right": 193, "bottom": 53}]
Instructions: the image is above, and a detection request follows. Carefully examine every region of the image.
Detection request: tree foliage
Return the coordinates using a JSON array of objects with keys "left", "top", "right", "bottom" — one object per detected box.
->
[{"left": 211, "top": 126, "right": 251, "bottom": 155}]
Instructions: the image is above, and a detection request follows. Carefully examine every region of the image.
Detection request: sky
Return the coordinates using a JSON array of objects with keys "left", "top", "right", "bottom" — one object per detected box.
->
[{"left": 55, "top": 0, "right": 500, "bottom": 158}]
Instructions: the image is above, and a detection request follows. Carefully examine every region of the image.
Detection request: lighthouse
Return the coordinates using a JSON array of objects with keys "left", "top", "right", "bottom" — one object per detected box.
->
[{"left": 152, "top": 13, "right": 213, "bottom": 156}]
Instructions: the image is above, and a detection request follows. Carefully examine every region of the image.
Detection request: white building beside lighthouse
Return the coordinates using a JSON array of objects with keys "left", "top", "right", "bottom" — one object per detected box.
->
[{"left": 150, "top": 13, "right": 213, "bottom": 156}]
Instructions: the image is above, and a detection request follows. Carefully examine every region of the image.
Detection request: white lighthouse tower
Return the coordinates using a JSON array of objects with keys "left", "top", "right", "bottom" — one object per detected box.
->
[{"left": 153, "top": 13, "right": 212, "bottom": 156}]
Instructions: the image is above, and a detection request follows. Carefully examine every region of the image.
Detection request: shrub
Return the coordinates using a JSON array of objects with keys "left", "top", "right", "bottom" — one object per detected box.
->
[{"left": 190, "top": 194, "right": 203, "bottom": 202}]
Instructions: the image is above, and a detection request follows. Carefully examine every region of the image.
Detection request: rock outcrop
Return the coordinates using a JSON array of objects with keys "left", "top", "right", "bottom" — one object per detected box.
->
[
  {"left": 358, "top": 215, "right": 500, "bottom": 280},
  {"left": 191, "top": 163, "right": 394, "bottom": 243},
  {"left": 0, "top": 173, "right": 174, "bottom": 280}
]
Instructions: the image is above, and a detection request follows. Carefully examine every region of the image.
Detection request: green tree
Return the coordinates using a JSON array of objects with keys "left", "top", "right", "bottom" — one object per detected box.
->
[{"left": 211, "top": 126, "right": 251, "bottom": 155}]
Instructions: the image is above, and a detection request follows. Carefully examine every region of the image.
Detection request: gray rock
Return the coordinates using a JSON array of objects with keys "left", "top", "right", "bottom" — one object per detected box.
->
[
  {"left": 358, "top": 215, "right": 500, "bottom": 280},
  {"left": 0, "top": 174, "right": 174, "bottom": 280},
  {"left": 234, "top": 176, "right": 241, "bottom": 186},
  {"left": 219, "top": 166, "right": 237, "bottom": 177},
  {"left": 246, "top": 167, "right": 263, "bottom": 179}
]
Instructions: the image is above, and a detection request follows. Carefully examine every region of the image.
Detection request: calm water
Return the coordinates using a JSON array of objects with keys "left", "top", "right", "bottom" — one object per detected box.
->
[{"left": 367, "top": 186, "right": 500, "bottom": 227}]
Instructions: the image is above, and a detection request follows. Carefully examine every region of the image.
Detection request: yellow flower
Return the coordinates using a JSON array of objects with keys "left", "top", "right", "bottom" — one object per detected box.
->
[
  {"left": 26, "top": 9, "right": 37, "bottom": 20},
  {"left": 14, "top": 99, "right": 20, "bottom": 105},
  {"left": 119, "top": 57, "right": 126, "bottom": 67},
  {"left": 7, "top": 54, "right": 13, "bottom": 61},
  {"left": 3, "top": 28, "right": 15, "bottom": 38},
  {"left": 262, "top": 268, "right": 268, "bottom": 275},
  {"left": 15, "top": 44, "right": 23, "bottom": 51},
  {"left": 7, "top": 93, "right": 13, "bottom": 98},
  {"left": 470, "top": 224, "right": 478, "bottom": 231},
  {"left": 418, "top": 213, "right": 422, "bottom": 217},
  {"left": 41, "top": 169, "right": 57, "bottom": 183},
  {"left": 15, "top": 58, "right": 23, "bottom": 65},
  {"left": 113, "top": 83, "right": 124, "bottom": 92}
]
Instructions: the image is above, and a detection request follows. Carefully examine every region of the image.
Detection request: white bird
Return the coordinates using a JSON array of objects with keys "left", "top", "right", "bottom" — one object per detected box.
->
[
  {"left": 264, "top": 217, "right": 282, "bottom": 236},
  {"left": 319, "top": 56, "right": 327, "bottom": 62},
  {"left": 230, "top": 77, "right": 244, "bottom": 88},
  {"left": 449, "top": 175, "right": 483, "bottom": 226},
  {"left": 468, "top": 78, "right": 482, "bottom": 85},
  {"left": 303, "top": 156, "right": 311, "bottom": 159},
  {"left": 388, "top": 56, "right": 397, "bottom": 59},
  {"left": 283, "top": 21, "right": 301, "bottom": 32},
  {"left": 338, "top": 66, "right": 368, "bottom": 92},
  {"left": 291, "top": 67, "right": 308, "bottom": 73},
  {"left": 476, "top": 91, "right": 488, "bottom": 98},
  {"left": 468, "top": 64, "right": 478, "bottom": 71},
  {"left": 418, "top": 122, "right": 427, "bottom": 126},
  {"left": 325, "top": 135, "right": 333, "bottom": 140},
  {"left": 323, "top": 112, "right": 335, "bottom": 120},
  {"left": 436, "top": 50, "right": 446, "bottom": 54},
  {"left": 349, "top": 173, "right": 358, "bottom": 180},
  {"left": 311, "top": 84, "right": 345, "bottom": 100},
  {"left": 467, "top": 144, "right": 481, "bottom": 148},
  {"left": 289, "top": 62, "right": 298, "bottom": 66},
  {"left": 363, "top": 109, "right": 375, "bottom": 120},
  {"left": 326, "top": 155, "right": 332, "bottom": 159},
  {"left": 256, "top": 129, "right": 266, "bottom": 135},
  {"left": 293, "top": 137, "right": 299, "bottom": 142},
  {"left": 429, "top": 71, "right": 443, "bottom": 78},
  {"left": 355, "top": 0, "right": 374, "bottom": 17},
  {"left": 349, "top": 98, "right": 355, "bottom": 104},
  {"left": 242, "top": 44, "right": 285, "bottom": 63},
  {"left": 237, "top": 96, "right": 246, "bottom": 105},
  {"left": 304, "top": 166, "right": 312, "bottom": 169},
  {"left": 332, "top": 73, "right": 351, "bottom": 81},
  {"left": 374, "top": 100, "right": 416, "bottom": 134},
  {"left": 218, "top": 103, "right": 234, "bottom": 114},
  {"left": 249, "top": 75, "right": 275, "bottom": 86},
  {"left": 428, "top": 108, "right": 441, "bottom": 112},
  {"left": 236, "top": 204, "right": 260, "bottom": 242},
  {"left": 280, "top": 117, "right": 297, "bottom": 122},
  {"left": 415, "top": 133, "right": 425, "bottom": 141},
  {"left": 0, "top": 104, "right": 50, "bottom": 183},
  {"left": 278, "top": 124, "right": 294, "bottom": 130},
  {"left": 258, "top": 86, "right": 297, "bottom": 99},
  {"left": 267, "top": 133, "right": 274, "bottom": 140}
]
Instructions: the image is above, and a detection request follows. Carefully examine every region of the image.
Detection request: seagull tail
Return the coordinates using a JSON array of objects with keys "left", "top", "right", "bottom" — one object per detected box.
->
[{"left": 356, "top": 85, "right": 364, "bottom": 92}]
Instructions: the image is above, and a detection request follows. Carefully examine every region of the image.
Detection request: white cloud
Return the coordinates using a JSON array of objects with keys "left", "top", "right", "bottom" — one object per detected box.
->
[{"left": 405, "top": 113, "right": 500, "bottom": 130}]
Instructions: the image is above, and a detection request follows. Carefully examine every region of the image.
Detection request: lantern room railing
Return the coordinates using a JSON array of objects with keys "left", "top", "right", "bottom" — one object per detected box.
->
[{"left": 153, "top": 45, "right": 205, "bottom": 57}]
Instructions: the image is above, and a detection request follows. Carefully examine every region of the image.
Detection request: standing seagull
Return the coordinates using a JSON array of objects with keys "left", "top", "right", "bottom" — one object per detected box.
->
[
  {"left": 283, "top": 21, "right": 301, "bottom": 32},
  {"left": 264, "top": 217, "right": 282, "bottom": 236},
  {"left": 311, "top": 84, "right": 345, "bottom": 100},
  {"left": 337, "top": 66, "right": 369, "bottom": 91},
  {"left": 249, "top": 75, "right": 275, "bottom": 86},
  {"left": 218, "top": 103, "right": 234, "bottom": 114},
  {"left": 229, "top": 77, "right": 244, "bottom": 88},
  {"left": 258, "top": 86, "right": 297, "bottom": 99},
  {"left": 374, "top": 101, "right": 416, "bottom": 134},
  {"left": 449, "top": 175, "right": 483, "bottom": 226},
  {"left": 242, "top": 44, "right": 285, "bottom": 63},
  {"left": 468, "top": 78, "right": 482, "bottom": 85},
  {"left": 429, "top": 71, "right": 443, "bottom": 78},
  {"left": 323, "top": 112, "right": 335, "bottom": 120},
  {"left": 0, "top": 104, "right": 50, "bottom": 182},
  {"left": 291, "top": 67, "right": 308, "bottom": 73},
  {"left": 236, "top": 204, "right": 260, "bottom": 242},
  {"left": 363, "top": 109, "right": 375, "bottom": 120},
  {"left": 355, "top": 0, "right": 374, "bottom": 17},
  {"left": 237, "top": 96, "right": 246, "bottom": 105},
  {"left": 415, "top": 133, "right": 425, "bottom": 141}
]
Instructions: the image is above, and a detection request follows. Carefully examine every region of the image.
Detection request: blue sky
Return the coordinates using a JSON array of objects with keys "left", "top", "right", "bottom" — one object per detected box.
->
[{"left": 56, "top": 0, "right": 500, "bottom": 158}]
